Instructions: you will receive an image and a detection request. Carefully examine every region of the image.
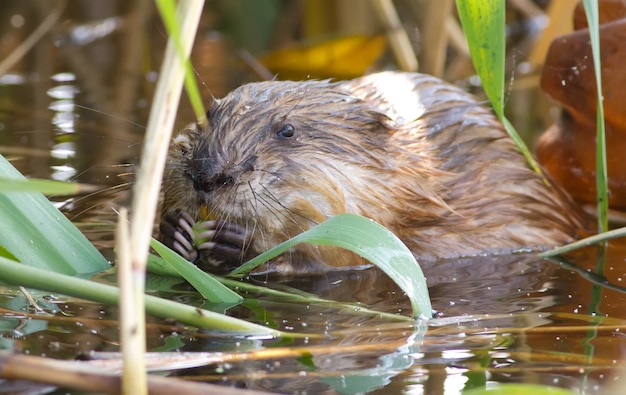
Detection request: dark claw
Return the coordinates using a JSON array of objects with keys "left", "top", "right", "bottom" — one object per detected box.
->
[
  {"left": 159, "top": 209, "right": 198, "bottom": 261},
  {"left": 159, "top": 209, "right": 253, "bottom": 274},
  {"left": 196, "top": 220, "right": 248, "bottom": 248}
]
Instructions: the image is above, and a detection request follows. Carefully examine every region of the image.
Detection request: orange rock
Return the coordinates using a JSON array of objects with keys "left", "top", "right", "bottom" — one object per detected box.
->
[
  {"left": 573, "top": 0, "right": 626, "bottom": 29},
  {"left": 538, "top": 0, "right": 626, "bottom": 208},
  {"left": 536, "top": 114, "right": 626, "bottom": 207}
]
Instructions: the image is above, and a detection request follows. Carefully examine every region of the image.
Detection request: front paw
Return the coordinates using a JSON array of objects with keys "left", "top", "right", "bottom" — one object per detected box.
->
[{"left": 159, "top": 209, "right": 252, "bottom": 273}]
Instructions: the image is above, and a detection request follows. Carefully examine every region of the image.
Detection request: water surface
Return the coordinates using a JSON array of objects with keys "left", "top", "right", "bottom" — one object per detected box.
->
[{"left": 1, "top": 3, "right": 625, "bottom": 394}]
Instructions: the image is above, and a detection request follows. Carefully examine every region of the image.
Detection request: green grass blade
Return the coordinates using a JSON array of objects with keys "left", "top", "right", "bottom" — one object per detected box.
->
[
  {"left": 0, "top": 177, "right": 96, "bottom": 195},
  {"left": 150, "top": 238, "right": 242, "bottom": 304},
  {"left": 582, "top": 0, "right": 608, "bottom": 233},
  {"left": 455, "top": 0, "right": 505, "bottom": 118},
  {"left": 0, "top": 255, "right": 278, "bottom": 336},
  {"left": 147, "top": 254, "right": 413, "bottom": 322},
  {"left": 540, "top": 226, "right": 626, "bottom": 258},
  {"left": 229, "top": 214, "right": 432, "bottom": 319},
  {"left": 155, "top": 0, "right": 207, "bottom": 127},
  {"left": 455, "top": 0, "right": 543, "bottom": 176},
  {"left": 0, "top": 155, "right": 108, "bottom": 274}
]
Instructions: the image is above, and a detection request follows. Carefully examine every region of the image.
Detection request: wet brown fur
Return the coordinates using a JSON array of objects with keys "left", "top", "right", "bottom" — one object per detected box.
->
[{"left": 161, "top": 72, "right": 585, "bottom": 273}]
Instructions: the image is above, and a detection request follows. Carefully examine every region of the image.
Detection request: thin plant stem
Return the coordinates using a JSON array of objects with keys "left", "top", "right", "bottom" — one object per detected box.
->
[
  {"left": 370, "top": 0, "right": 418, "bottom": 71},
  {"left": 539, "top": 227, "right": 626, "bottom": 257},
  {"left": 0, "top": 256, "right": 280, "bottom": 335},
  {"left": 117, "top": 208, "right": 144, "bottom": 394},
  {"left": 582, "top": 0, "right": 609, "bottom": 234}
]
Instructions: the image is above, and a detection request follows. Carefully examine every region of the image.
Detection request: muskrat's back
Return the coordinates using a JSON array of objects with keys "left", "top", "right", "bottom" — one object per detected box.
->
[{"left": 160, "top": 71, "right": 585, "bottom": 274}]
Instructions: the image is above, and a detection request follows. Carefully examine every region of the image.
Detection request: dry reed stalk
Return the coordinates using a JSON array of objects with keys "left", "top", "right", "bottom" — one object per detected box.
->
[
  {"left": 370, "top": 0, "right": 418, "bottom": 71},
  {"left": 124, "top": 0, "right": 204, "bottom": 393}
]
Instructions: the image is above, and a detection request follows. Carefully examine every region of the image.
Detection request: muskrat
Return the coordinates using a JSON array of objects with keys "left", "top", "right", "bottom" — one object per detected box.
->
[{"left": 159, "top": 71, "right": 585, "bottom": 274}]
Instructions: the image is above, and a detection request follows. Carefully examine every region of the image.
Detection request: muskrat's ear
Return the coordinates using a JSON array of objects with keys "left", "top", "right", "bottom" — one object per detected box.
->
[
  {"left": 373, "top": 111, "right": 401, "bottom": 135},
  {"left": 173, "top": 121, "right": 197, "bottom": 142}
]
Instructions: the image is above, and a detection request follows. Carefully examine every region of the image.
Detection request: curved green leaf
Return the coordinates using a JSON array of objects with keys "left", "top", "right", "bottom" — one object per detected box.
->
[{"left": 229, "top": 214, "right": 432, "bottom": 319}]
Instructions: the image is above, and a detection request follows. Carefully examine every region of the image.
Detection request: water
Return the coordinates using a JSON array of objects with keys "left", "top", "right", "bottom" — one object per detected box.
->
[{"left": 1, "top": 2, "right": 626, "bottom": 394}]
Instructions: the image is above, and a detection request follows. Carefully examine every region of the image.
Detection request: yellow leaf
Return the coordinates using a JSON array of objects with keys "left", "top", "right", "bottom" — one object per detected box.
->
[{"left": 261, "top": 34, "right": 386, "bottom": 80}]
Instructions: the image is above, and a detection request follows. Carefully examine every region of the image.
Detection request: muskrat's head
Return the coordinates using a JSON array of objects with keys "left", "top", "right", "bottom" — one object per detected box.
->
[{"left": 162, "top": 79, "right": 428, "bottom": 253}]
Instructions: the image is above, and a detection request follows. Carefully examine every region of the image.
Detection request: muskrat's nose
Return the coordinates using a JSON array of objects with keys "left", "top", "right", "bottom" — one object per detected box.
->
[{"left": 186, "top": 158, "right": 233, "bottom": 193}]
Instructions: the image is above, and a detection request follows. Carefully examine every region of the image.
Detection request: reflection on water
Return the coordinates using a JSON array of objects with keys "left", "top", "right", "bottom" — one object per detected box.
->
[
  {"left": 1, "top": 2, "right": 626, "bottom": 394},
  {"left": 3, "top": 248, "right": 626, "bottom": 393}
]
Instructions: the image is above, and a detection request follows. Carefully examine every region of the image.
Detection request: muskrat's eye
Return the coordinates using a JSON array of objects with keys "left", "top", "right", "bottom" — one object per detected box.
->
[{"left": 277, "top": 124, "right": 295, "bottom": 139}]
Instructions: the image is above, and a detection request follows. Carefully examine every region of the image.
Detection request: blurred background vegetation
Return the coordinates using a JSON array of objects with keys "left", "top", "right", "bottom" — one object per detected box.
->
[{"left": 0, "top": 0, "right": 573, "bottom": 141}]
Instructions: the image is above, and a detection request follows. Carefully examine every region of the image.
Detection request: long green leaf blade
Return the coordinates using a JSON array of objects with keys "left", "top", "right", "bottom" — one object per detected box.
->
[
  {"left": 155, "top": 0, "right": 206, "bottom": 126},
  {"left": 456, "top": 0, "right": 543, "bottom": 176},
  {"left": 151, "top": 238, "right": 242, "bottom": 304},
  {"left": 148, "top": 253, "right": 413, "bottom": 321},
  {"left": 582, "top": 0, "right": 608, "bottom": 234},
  {"left": 0, "top": 177, "right": 96, "bottom": 195},
  {"left": 0, "top": 155, "right": 108, "bottom": 274},
  {"left": 229, "top": 214, "right": 432, "bottom": 319},
  {"left": 456, "top": 0, "right": 504, "bottom": 117},
  {"left": 0, "top": 256, "right": 277, "bottom": 335}
]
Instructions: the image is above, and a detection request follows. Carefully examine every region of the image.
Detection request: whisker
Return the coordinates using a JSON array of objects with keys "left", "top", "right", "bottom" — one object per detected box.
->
[
  {"left": 257, "top": 181, "right": 318, "bottom": 228},
  {"left": 68, "top": 202, "right": 117, "bottom": 221},
  {"left": 74, "top": 104, "right": 146, "bottom": 130},
  {"left": 70, "top": 163, "right": 135, "bottom": 181}
]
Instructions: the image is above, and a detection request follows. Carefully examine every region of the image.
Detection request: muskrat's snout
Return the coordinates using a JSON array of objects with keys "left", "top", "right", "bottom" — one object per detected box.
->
[
  {"left": 185, "top": 144, "right": 257, "bottom": 195},
  {"left": 185, "top": 156, "right": 233, "bottom": 193}
]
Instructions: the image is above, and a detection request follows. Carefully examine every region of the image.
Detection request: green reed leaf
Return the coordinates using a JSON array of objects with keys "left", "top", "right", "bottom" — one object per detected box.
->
[
  {"left": 0, "top": 155, "right": 108, "bottom": 274},
  {"left": 455, "top": 0, "right": 543, "bottom": 176},
  {"left": 540, "top": 226, "right": 626, "bottom": 258},
  {"left": 147, "top": 253, "right": 413, "bottom": 322},
  {"left": 155, "top": 0, "right": 207, "bottom": 127},
  {"left": 151, "top": 238, "right": 242, "bottom": 304},
  {"left": 455, "top": 0, "right": 505, "bottom": 118},
  {"left": 0, "top": 255, "right": 278, "bottom": 335},
  {"left": 582, "top": 0, "right": 608, "bottom": 234},
  {"left": 229, "top": 214, "right": 432, "bottom": 320},
  {"left": 0, "top": 177, "right": 97, "bottom": 195}
]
